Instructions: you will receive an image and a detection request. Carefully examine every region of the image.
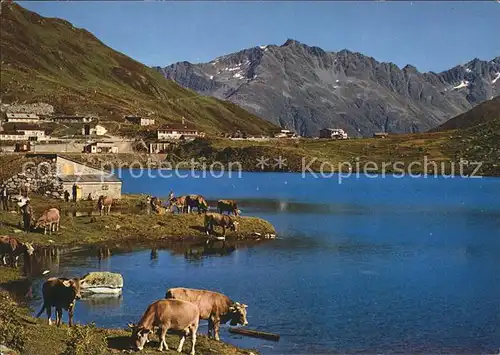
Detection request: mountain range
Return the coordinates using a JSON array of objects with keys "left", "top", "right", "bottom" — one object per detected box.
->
[
  {"left": 0, "top": 3, "right": 278, "bottom": 136},
  {"left": 157, "top": 40, "right": 500, "bottom": 137}
]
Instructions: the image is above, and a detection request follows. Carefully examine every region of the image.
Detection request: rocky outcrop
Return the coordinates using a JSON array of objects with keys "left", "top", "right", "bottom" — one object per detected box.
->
[
  {"left": 157, "top": 40, "right": 500, "bottom": 137},
  {"left": 80, "top": 272, "right": 123, "bottom": 295}
]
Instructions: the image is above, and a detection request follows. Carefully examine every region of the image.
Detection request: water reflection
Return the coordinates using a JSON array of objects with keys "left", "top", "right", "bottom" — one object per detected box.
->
[
  {"left": 80, "top": 293, "right": 123, "bottom": 310},
  {"left": 183, "top": 241, "right": 236, "bottom": 261}
]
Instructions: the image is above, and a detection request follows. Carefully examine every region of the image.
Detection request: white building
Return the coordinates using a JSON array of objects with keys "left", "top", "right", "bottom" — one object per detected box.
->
[
  {"left": 5, "top": 113, "right": 40, "bottom": 123},
  {"left": 274, "top": 129, "right": 298, "bottom": 138},
  {"left": 82, "top": 124, "right": 108, "bottom": 136},
  {"left": 319, "top": 128, "right": 348, "bottom": 139},
  {"left": 125, "top": 116, "right": 155, "bottom": 126},
  {"left": 0, "top": 132, "right": 28, "bottom": 141},
  {"left": 157, "top": 124, "right": 204, "bottom": 140},
  {"left": 83, "top": 142, "right": 118, "bottom": 154}
]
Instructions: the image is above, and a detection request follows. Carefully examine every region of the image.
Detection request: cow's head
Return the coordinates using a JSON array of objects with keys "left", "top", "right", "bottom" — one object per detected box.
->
[
  {"left": 22, "top": 242, "right": 34, "bottom": 256},
  {"left": 230, "top": 221, "right": 240, "bottom": 232},
  {"left": 62, "top": 278, "right": 83, "bottom": 300},
  {"left": 228, "top": 302, "right": 248, "bottom": 326},
  {"left": 128, "top": 323, "right": 150, "bottom": 351}
]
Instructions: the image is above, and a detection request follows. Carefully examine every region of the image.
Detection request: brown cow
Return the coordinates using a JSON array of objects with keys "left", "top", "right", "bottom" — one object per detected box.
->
[
  {"left": 165, "top": 287, "right": 248, "bottom": 341},
  {"left": 169, "top": 196, "right": 187, "bottom": 214},
  {"left": 217, "top": 200, "right": 240, "bottom": 216},
  {"left": 0, "top": 236, "right": 34, "bottom": 267},
  {"left": 129, "top": 299, "right": 199, "bottom": 354},
  {"left": 36, "top": 277, "right": 84, "bottom": 326},
  {"left": 204, "top": 213, "right": 239, "bottom": 237},
  {"left": 34, "top": 208, "right": 60, "bottom": 235},
  {"left": 97, "top": 195, "right": 113, "bottom": 216},
  {"left": 186, "top": 195, "right": 209, "bottom": 214}
]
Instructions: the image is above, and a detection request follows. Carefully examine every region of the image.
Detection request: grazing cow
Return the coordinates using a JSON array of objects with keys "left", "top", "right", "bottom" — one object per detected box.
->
[
  {"left": 129, "top": 299, "right": 199, "bottom": 354},
  {"left": 186, "top": 195, "right": 209, "bottom": 214},
  {"left": 204, "top": 213, "right": 239, "bottom": 237},
  {"left": 0, "top": 236, "right": 34, "bottom": 267},
  {"left": 36, "top": 277, "right": 84, "bottom": 326},
  {"left": 97, "top": 195, "right": 113, "bottom": 216},
  {"left": 165, "top": 288, "right": 248, "bottom": 341},
  {"left": 34, "top": 208, "right": 60, "bottom": 235},
  {"left": 217, "top": 200, "right": 240, "bottom": 216}
]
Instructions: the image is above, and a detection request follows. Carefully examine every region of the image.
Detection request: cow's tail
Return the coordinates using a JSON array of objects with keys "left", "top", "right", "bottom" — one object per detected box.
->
[{"left": 35, "top": 303, "right": 46, "bottom": 318}]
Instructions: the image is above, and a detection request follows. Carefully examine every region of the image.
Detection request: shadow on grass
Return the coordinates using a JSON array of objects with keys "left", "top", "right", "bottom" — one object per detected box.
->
[{"left": 107, "top": 335, "right": 132, "bottom": 351}]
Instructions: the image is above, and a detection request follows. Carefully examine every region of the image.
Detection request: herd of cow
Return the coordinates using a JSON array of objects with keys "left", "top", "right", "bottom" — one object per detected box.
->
[
  {"left": 33, "top": 277, "right": 248, "bottom": 354},
  {"left": 1, "top": 194, "right": 250, "bottom": 354},
  {"left": 145, "top": 194, "right": 242, "bottom": 238}
]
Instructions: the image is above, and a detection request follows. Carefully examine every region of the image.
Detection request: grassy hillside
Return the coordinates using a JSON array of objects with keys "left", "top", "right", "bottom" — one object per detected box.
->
[
  {"left": 0, "top": 3, "right": 278, "bottom": 136},
  {"left": 431, "top": 96, "right": 500, "bottom": 132}
]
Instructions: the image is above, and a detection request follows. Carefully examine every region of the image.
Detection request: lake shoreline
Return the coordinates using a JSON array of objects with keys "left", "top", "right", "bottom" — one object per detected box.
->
[
  {"left": 0, "top": 269, "right": 258, "bottom": 355},
  {"left": 0, "top": 194, "right": 277, "bottom": 249},
  {"left": 0, "top": 193, "right": 271, "bottom": 354}
]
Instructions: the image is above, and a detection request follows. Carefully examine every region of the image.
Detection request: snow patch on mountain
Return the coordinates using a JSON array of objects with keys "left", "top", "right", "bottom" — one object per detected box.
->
[
  {"left": 492, "top": 72, "right": 500, "bottom": 84},
  {"left": 453, "top": 80, "right": 470, "bottom": 90}
]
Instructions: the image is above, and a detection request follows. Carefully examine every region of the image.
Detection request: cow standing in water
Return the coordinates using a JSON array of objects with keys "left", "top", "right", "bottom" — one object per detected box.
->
[
  {"left": 97, "top": 195, "right": 113, "bottom": 216},
  {"left": 129, "top": 299, "right": 199, "bottom": 354},
  {"left": 0, "top": 236, "right": 34, "bottom": 267},
  {"left": 166, "top": 287, "right": 248, "bottom": 341},
  {"left": 34, "top": 208, "right": 60, "bottom": 235},
  {"left": 36, "top": 277, "right": 84, "bottom": 326},
  {"left": 217, "top": 200, "right": 240, "bottom": 216},
  {"left": 204, "top": 213, "right": 239, "bottom": 237}
]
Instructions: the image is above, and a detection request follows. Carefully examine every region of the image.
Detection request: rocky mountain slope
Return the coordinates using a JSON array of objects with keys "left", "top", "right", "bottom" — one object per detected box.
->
[
  {"left": 157, "top": 39, "right": 500, "bottom": 137},
  {"left": 0, "top": 3, "right": 278, "bottom": 136},
  {"left": 432, "top": 95, "right": 500, "bottom": 131}
]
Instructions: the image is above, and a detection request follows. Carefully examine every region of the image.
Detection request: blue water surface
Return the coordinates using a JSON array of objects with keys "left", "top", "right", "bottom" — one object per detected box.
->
[{"left": 30, "top": 172, "right": 500, "bottom": 354}]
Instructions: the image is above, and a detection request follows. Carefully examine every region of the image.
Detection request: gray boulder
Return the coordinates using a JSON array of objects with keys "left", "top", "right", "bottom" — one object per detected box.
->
[{"left": 80, "top": 272, "right": 123, "bottom": 295}]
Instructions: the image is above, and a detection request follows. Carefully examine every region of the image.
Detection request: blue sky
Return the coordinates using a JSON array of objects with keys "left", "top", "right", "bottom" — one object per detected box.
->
[{"left": 19, "top": 1, "right": 500, "bottom": 72}]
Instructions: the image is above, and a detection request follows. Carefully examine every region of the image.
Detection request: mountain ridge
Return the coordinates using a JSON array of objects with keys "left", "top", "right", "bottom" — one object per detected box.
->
[{"left": 157, "top": 39, "right": 500, "bottom": 137}]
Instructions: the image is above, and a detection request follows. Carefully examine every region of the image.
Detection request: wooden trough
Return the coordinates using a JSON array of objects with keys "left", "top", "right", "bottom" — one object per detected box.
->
[{"left": 229, "top": 327, "right": 280, "bottom": 342}]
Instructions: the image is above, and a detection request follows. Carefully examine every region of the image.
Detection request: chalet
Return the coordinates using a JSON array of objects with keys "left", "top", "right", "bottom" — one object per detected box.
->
[
  {"left": 5, "top": 113, "right": 40, "bottom": 123},
  {"left": 82, "top": 124, "right": 108, "bottom": 136},
  {"left": 319, "top": 128, "right": 348, "bottom": 139},
  {"left": 125, "top": 115, "right": 155, "bottom": 126},
  {"left": 27, "top": 154, "right": 122, "bottom": 200},
  {"left": 373, "top": 132, "right": 389, "bottom": 139},
  {"left": 157, "top": 123, "right": 204, "bottom": 140},
  {"left": 0, "top": 125, "right": 49, "bottom": 141},
  {"left": 274, "top": 129, "right": 298, "bottom": 138},
  {"left": 52, "top": 115, "right": 93, "bottom": 123},
  {"left": 83, "top": 142, "right": 118, "bottom": 154}
]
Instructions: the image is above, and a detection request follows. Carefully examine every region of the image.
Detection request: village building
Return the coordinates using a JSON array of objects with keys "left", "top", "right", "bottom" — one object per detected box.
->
[
  {"left": 125, "top": 115, "right": 155, "bottom": 126},
  {"left": 83, "top": 142, "right": 118, "bottom": 154},
  {"left": 24, "top": 154, "right": 123, "bottom": 200},
  {"left": 373, "top": 132, "right": 389, "bottom": 139},
  {"left": 319, "top": 128, "right": 348, "bottom": 139},
  {"left": 273, "top": 129, "right": 299, "bottom": 138},
  {"left": 148, "top": 141, "right": 171, "bottom": 154},
  {"left": 0, "top": 132, "right": 28, "bottom": 141},
  {"left": 82, "top": 123, "right": 108, "bottom": 136},
  {"left": 5, "top": 113, "right": 41, "bottom": 123},
  {"left": 156, "top": 123, "right": 205, "bottom": 140},
  {"left": 52, "top": 115, "right": 94, "bottom": 123},
  {"left": 0, "top": 125, "right": 50, "bottom": 141}
]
